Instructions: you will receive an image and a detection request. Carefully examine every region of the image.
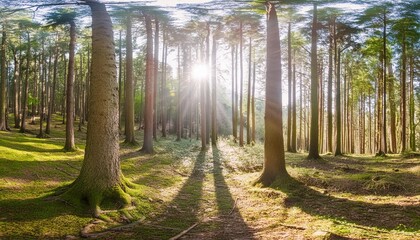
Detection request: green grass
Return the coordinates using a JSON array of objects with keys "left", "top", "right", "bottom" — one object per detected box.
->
[{"left": 1, "top": 115, "right": 419, "bottom": 239}]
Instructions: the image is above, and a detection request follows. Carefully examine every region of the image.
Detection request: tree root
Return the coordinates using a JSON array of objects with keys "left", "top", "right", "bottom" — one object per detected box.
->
[{"left": 80, "top": 217, "right": 145, "bottom": 238}]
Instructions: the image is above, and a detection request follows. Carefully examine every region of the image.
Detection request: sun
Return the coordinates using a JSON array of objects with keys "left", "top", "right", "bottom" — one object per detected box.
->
[{"left": 191, "top": 63, "right": 210, "bottom": 80}]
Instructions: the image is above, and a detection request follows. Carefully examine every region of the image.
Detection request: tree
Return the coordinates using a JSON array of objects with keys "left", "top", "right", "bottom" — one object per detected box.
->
[
  {"left": 45, "top": 8, "right": 77, "bottom": 150},
  {"left": 61, "top": 0, "right": 134, "bottom": 215},
  {"left": 124, "top": 15, "right": 135, "bottom": 144},
  {"left": 140, "top": 14, "right": 154, "bottom": 154},
  {"left": 254, "top": 2, "right": 288, "bottom": 186},
  {"left": 0, "top": 25, "right": 7, "bottom": 131},
  {"left": 307, "top": 3, "right": 321, "bottom": 160}
]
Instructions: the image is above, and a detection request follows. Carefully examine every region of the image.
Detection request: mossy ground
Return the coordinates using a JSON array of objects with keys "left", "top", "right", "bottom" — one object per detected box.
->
[{"left": 0, "top": 115, "right": 419, "bottom": 239}]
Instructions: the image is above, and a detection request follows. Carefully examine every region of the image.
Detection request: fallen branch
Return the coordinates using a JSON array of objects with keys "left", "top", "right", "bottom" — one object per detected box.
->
[
  {"left": 143, "top": 223, "right": 181, "bottom": 231},
  {"left": 81, "top": 219, "right": 144, "bottom": 238},
  {"left": 169, "top": 222, "right": 199, "bottom": 240},
  {"left": 65, "top": 162, "right": 80, "bottom": 171},
  {"left": 228, "top": 197, "right": 239, "bottom": 215},
  {"left": 279, "top": 223, "right": 306, "bottom": 230},
  {"left": 55, "top": 167, "right": 75, "bottom": 177}
]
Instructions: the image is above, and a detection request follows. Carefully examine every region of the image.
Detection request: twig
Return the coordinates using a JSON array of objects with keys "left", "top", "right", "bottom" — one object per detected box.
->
[
  {"left": 173, "top": 169, "right": 188, "bottom": 177},
  {"left": 55, "top": 167, "right": 75, "bottom": 177},
  {"left": 169, "top": 222, "right": 199, "bottom": 240},
  {"left": 228, "top": 197, "right": 239, "bottom": 215},
  {"left": 279, "top": 223, "right": 306, "bottom": 230},
  {"left": 143, "top": 223, "right": 181, "bottom": 231},
  {"left": 81, "top": 219, "right": 144, "bottom": 238},
  {"left": 65, "top": 162, "right": 80, "bottom": 171}
]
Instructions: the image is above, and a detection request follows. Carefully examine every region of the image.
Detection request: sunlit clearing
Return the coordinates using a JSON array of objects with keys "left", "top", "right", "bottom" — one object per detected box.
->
[{"left": 191, "top": 63, "right": 209, "bottom": 80}]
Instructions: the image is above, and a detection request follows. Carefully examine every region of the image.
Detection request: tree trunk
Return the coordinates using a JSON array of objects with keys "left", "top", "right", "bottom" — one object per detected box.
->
[
  {"left": 62, "top": 1, "right": 133, "bottom": 216},
  {"left": 161, "top": 29, "right": 167, "bottom": 137},
  {"left": 211, "top": 30, "right": 217, "bottom": 145},
  {"left": 409, "top": 54, "right": 415, "bottom": 151},
  {"left": 377, "top": 10, "right": 387, "bottom": 156},
  {"left": 19, "top": 32, "right": 30, "bottom": 133},
  {"left": 0, "top": 26, "right": 7, "bottom": 130},
  {"left": 251, "top": 61, "right": 256, "bottom": 144},
  {"left": 140, "top": 15, "right": 154, "bottom": 153},
  {"left": 327, "top": 17, "right": 334, "bottom": 153},
  {"left": 335, "top": 48, "right": 342, "bottom": 156},
  {"left": 291, "top": 50, "right": 297, "bottom": 152},
  {"left": 308, "top": 3, "right": 321, "bottom": 159},
  {"left": 176, "top": 45, "right": 181, "bottom": 141},
  {"left": 13, "top": 51, "right": 20, "bottom": 128},
  {"left": 45, "top": 44, "right": 58, "bottom": 135},
  {"left": 64, "top": 22, "right": 76, "bottom": 151},
  {"left": 400, "top": 32, "right": 407, "bottom": 152},
  {"left": 254, "top": 2, "right": 289, "bottom": 186},
  {"left": 239, "top": 20, "right": 244, "bottom": 147},
  {"left": 246, "top": 37, "right": 252, "bottom": 145},
  {"left": 118, "top": 30, "right": 123, "bottom": 131},
  {"left": 124, "top": 16, "right": 135, "bottom": 144},
  {"left": 153, "top": 18, "right": 159, "bottom": 141},
  {"left": 231, "top": 45, "right": 237, "bottom": 141},
  {"left": 287, "top": 22, "right": 292, "bottom": 152}
]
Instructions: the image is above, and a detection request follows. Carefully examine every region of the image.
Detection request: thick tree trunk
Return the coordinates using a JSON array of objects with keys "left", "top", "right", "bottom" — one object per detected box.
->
[
  {"left": 141, "top": 15, "right": 154, "bottom": 153},
  {"left": 254, "top": 2, "right": 289, "bottom": 186},
  {"left": 62, "top": 1, "right": 133, "bottom": 215},
  {"left": 124, "top": 16, "right": 135, "bottom": 144},
  {"left": 308, "top": 3, "right": 321, "bottom": 159},
  {"left": 64, "top": 22, "right": 76, "bottom": 151}
]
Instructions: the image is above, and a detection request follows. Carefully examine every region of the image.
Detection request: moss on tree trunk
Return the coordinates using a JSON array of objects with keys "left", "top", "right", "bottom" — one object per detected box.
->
[{"left": 61, "top": 0, "right": 135, "bottom": 215}]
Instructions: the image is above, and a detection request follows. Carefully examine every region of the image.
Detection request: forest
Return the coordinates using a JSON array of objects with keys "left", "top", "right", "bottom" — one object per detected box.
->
[{"left": 0, "top": 0, "right": 419, "bottom": 239}]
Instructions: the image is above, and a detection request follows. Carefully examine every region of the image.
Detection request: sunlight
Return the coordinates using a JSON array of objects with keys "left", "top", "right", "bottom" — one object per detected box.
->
[{"left": 191, "top": 63, "right": 210, "bottom": 81}]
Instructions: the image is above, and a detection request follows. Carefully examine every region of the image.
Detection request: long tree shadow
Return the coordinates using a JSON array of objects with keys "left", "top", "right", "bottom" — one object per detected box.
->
[
  {"left": 273, "top": 178, "right": 420, "bottom": 231},
  {"left": 129, "top": 151, "right": 207, "bottom": 239},
  {"left": 211, "top": 146, "right": 255, "bottom": 239}
]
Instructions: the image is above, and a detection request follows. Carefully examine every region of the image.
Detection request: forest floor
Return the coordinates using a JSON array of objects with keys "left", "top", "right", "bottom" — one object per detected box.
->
[{"left": 0, "top": 115, "right": 419, "bottom": 240}]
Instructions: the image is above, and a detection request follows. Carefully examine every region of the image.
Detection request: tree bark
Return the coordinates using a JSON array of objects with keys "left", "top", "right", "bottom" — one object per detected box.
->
[
  {"left": 239, "top": 20, "right": 244, "bottom": 147},
  {"left": 246, "top": 37, "right": 252, "bottom": 145},
  {"left": 62, "top": 0, "right": 133, "bottom": 216},
  {"left": 19, "top": 32, "right": 30, "bottom": 133},
  {"left": 153, "top": 18, "right": 159, "bottom": 141},
  {"left": 287, "top": 22, "right": 292, "bottom": 152},
  {"left": 211, "top": 29, "right": 217, "bottom": 145},
  {"left": 254, "top": 2, "right": 289, "bottom": 186},
  {"left": 124, "top": 16, "right": 135, "bottom": 144},
  {"left": 308, "top": 3, "right": 321, "bottom": 159},
  {"left": 64, "top": 21, "right": 76, "bottom": 151},
  {"left": 140, "top": 15, "right": 154, "bottom": 153},
  {"left": 0, "top": 26, "right": 7, "bottom": 130}
]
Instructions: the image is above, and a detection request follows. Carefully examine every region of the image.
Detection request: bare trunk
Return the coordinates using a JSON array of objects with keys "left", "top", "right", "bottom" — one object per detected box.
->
[
  {"left": 124, "top": 16, "right": 135, "bottom": 144},
  {"left": 64, "top": 22, "right": 76, "bottom": 151},
  {"left": 140, "top": 15, "right": 154, "bottom": 153},
  {"left": 308, "top": 3, "right": 321, "bottom": 159},
  {"left": 254, "top": 2, "right": 289, "bottom": 186}
]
